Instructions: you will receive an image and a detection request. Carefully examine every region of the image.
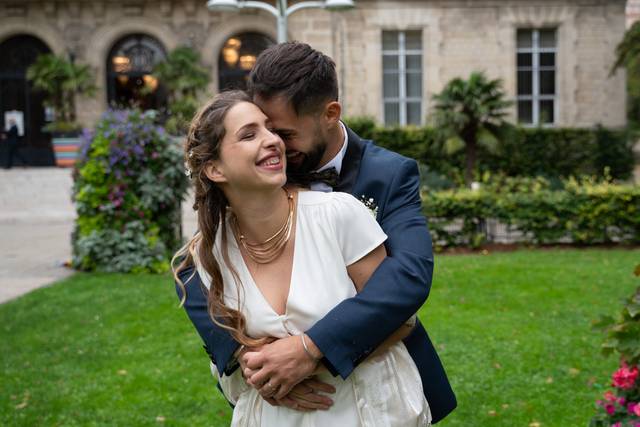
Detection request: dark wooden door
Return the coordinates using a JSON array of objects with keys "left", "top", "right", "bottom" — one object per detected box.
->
[{"left": 0, "top": 35, "right": 54, "bottom": 166}]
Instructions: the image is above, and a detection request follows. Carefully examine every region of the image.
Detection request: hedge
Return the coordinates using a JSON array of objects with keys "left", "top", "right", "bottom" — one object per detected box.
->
[
  {"left": 422, "top": 179, "right": 640, "bottom": 248},
  {"left": 344, "top": 117, "right": 636, "bottom": 181}
]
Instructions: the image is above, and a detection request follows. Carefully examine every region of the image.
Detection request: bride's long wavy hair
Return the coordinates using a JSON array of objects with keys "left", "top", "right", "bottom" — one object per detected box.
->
[{"left": 171, "top": 90, "right": 268, "bottom": 348}]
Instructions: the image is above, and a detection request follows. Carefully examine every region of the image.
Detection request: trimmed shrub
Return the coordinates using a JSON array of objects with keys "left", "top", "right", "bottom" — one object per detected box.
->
[
  {"left": 72, "top": 109, "right": 189, "bottom": 273},
  {"left": 422, "top": 178, "right": 640, "bottom": 248},
  {"left": 343, "top": 117, "right": 635, "bottom": 181},
  {"left": 483, "top": 126, "right": 635, "bottom": 180}
]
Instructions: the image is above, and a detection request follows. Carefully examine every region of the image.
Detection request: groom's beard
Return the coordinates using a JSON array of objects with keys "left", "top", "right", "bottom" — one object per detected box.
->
[{"left": 287, "top": 137, "right": 327, "bottom": 174}]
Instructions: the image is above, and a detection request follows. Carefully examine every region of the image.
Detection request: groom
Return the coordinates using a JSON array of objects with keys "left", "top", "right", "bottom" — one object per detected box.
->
[{"left": 177, "top": 42, "right": 456, "bottom": 423}]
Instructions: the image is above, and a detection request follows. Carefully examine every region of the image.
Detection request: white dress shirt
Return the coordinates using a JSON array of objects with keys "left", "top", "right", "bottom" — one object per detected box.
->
[{"left": 309, "top": 121, "right": 349, "bottom": 193}]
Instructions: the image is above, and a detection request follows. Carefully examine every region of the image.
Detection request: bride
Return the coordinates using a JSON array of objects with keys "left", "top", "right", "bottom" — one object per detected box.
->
[{"left": 172, "top": 90, "right": 431, "bottom": 426}]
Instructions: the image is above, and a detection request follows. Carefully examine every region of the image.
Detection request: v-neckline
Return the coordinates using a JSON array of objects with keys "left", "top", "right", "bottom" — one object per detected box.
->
[{"left": 229, "top": 190, "right": 302, "bottom": 318}]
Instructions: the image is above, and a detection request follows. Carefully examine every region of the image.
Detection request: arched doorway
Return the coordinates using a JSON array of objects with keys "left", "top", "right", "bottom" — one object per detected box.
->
[
  {"left": 106, "top": 34, "right": 167, "bottom": 110},
  {"left": 218, "top": 32, "right": 275, "bottom": 91},
  {"left": 0, "top": 35, "right": 54, "bottom": 166}
]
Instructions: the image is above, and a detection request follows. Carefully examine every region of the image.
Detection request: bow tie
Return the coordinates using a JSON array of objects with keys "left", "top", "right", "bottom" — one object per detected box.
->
[{"left": 286, "top": 167, "right": 340, "bottom": 188}]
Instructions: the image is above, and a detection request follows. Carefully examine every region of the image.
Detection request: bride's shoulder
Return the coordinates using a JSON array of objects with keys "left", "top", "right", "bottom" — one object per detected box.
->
[
  {"left": 297, "top": 190, "right": 359, "bottom": 207},
  {"left": 297, "top": 191, "right": 371, "bottom": 225}
]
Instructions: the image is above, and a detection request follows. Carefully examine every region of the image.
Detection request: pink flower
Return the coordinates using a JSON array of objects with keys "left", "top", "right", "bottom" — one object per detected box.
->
[
  {"left": 611, "top": 422, "right": 621, "bottom": 427},
  {"left": 604, "top": 391, "right": 617, "bottom": 402},
  {"left": 612, "top": 363, "right": 639, "bottom": 390},
  {"left": 618, "top": 397, "right": 626, "bottom": 406},
  {"left": 630, "top": 402, "right": 640, "bottom": 417},
  {"left": 605, "top": 403, "right": 616, "bottom": 415}
]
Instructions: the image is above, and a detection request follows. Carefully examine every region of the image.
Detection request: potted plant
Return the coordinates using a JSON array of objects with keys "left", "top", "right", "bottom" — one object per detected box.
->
[
  {"left": 27, "top": 53, "right": 96, "bottom": 167},
  {"left": 149, "top": 46, "right": 210, "bottom": 136}
]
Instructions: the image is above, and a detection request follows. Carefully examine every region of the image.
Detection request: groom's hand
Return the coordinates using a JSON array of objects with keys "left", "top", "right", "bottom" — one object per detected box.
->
[{"left": 242, "top": 334, "right": 323, "bottom": 400}]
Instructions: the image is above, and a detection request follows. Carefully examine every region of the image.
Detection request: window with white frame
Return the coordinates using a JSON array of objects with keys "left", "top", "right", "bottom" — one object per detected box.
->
[
  {"left": 382, "top": 30, "right": 423, "bottom": 126},
  {"left": 516, "top": 28, "right": 557, "bottom": 125}
]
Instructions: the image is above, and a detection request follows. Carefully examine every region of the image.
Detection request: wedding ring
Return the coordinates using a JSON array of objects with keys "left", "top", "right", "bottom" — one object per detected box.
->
[{"left": 262, "top": 381, "right": 278, "bottom": 397}]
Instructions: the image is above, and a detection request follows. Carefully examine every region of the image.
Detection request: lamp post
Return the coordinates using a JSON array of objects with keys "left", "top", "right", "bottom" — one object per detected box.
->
[{"left": 206, "top": 0, "right": 355, "bottom": 43}]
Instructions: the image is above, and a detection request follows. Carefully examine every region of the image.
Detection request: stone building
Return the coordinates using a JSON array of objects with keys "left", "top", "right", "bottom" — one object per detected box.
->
[{"left": 0, "top": 0, "right": 628, "bottom": 165}]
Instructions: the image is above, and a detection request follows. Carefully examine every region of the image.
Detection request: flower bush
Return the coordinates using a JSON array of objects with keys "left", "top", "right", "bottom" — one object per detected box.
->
[
  {"left": 591, "top": 266, "right": 640, "bottom": 427},
  {"left": 71, "top": 109, "right": 189, "bottom": 273}
]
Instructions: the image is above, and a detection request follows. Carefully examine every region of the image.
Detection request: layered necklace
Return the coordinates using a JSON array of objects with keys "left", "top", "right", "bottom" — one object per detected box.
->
[{"left": 231, "top": 188, "right": 295, "bottom": 264}]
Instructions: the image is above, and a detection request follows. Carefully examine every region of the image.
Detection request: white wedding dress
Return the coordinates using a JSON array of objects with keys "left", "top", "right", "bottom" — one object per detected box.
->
[{"left": 195, "top": 191, "right": 431, "bottom": 427}]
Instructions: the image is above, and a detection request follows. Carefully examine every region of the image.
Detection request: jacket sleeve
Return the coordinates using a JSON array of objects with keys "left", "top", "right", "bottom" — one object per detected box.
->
[
  {"left": 175, "top": 264, "right": 240, "bottom": 376},
  {"left": 305, "top": 158, "right": 433, "bottom": 379}
]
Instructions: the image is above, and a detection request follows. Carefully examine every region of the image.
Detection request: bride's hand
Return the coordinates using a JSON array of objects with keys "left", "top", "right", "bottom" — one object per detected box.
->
[{"left": 264, "top": 377, "right": 335, "bottom": 411}]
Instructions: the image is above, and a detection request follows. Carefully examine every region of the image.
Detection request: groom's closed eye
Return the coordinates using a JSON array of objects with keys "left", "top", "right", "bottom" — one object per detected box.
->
[{"left": 275, "top": 130, "right": 294, "bottom": 141}]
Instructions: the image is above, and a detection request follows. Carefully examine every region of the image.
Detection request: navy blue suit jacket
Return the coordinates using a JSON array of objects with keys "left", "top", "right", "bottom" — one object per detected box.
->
[{"left": 176, "top": 127, "right": 456, "bottom": 423}]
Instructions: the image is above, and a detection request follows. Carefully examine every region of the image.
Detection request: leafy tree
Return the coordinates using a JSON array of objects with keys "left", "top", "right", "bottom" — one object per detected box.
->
[
  {"left": 26, "top": 54, "right": 96, "bottom": 132},
  {"left": 611, "top": 21, "right": 640, "bottom": 125},
  {"left": 431, "top": 71, "right": 512, "bottom": 186},
  {"left": 151, "top": 46, "right": 210, "bottom": 135}
]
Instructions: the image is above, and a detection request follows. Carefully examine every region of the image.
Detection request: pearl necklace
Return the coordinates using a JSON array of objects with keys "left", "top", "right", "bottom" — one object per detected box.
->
[{"left": 231, "top": 189, "right": 295, "bottom": 264}]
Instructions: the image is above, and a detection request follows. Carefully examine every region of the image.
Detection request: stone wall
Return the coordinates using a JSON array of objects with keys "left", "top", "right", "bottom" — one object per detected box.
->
[
  {"left": 302, "top": 0, "right": 627, "bottom": 127},
  {"left": 0, "top": 0, "right": 627, "bottom": 128}
]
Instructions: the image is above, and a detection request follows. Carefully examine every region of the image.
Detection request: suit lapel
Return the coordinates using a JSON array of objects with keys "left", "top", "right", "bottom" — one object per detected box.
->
[{"left": 335, "top": 127, "right": 365, "bottom": 193}]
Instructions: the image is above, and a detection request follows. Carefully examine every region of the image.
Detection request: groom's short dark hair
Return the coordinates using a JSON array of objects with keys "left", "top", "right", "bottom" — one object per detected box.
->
[{"left": 248, "top": 42, "right": 339, "bottom": 116}]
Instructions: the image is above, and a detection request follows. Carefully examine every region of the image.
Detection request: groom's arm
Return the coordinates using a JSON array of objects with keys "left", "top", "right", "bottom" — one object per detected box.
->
[
  {"left": 177, "top": 265, "right": 337, "bottom": 411},
  {"left": 175, "top": 265, "right": 240, "bottom": 376},
  {"left": 243, "top": 158, "right": 433, "bottom": 397},
  {"left": 306, "top": 158, "right": 432, "bottom": 378}
]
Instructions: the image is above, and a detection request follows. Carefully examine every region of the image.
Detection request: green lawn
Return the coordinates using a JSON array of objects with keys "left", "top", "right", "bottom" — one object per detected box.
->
[{"left": 1, "top": 249, "right": 638, "bottom": 426}]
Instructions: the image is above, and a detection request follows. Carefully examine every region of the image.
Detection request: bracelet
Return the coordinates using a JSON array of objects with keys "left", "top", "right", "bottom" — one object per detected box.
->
[
  {"left": 233, "top": 344, "right": 246, "bottom": 360},
  {"left": 300, "top": 334, "right": 320, "bottom": 361}
]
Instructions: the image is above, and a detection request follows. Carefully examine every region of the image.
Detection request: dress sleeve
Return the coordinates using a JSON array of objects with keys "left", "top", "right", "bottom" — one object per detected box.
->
[{"left": 330, "top": 192, "right": 388, "bottom": 266}]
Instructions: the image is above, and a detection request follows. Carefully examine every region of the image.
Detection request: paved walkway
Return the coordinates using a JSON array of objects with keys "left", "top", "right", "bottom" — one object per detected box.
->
[{"left": 0, "top": 167, "right": 196, "bottom": 304}]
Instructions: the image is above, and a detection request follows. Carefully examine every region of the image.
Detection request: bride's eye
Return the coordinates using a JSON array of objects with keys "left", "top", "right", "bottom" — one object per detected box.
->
[{"left": 240, "top": 132, "right": 255, "bottom": 140}]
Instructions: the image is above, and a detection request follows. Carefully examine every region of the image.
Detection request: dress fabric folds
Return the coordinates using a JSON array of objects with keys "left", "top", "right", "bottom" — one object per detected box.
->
[{"left": 195, "top": 191, "right": 432, "bottom": 427}]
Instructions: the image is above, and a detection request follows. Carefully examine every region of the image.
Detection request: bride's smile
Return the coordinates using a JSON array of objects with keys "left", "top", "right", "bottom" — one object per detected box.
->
[{"left": 205, "top": 101, "right": 287, "bottom": 194}]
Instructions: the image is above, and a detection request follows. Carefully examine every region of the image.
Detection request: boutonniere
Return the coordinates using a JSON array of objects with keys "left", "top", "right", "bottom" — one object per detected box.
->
[{"left": 359, "top": 195, "right": 379, "bottom": 220}]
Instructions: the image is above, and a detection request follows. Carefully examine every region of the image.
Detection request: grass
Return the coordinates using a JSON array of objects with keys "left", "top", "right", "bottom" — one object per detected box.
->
[{"left": 1, "top": 248, "right": 638, "bottom": 426}]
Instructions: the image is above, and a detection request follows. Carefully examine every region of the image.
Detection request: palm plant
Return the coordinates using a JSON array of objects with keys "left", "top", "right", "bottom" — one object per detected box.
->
[
  {"left": 27, "top": 54, "right": 96, "bottom": 132},
  {"left": 432, "top": 71, "right": 512, "bottom": 186},
  {"left": 151, "top": 46, "right": 210, "bottom": 135}
]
